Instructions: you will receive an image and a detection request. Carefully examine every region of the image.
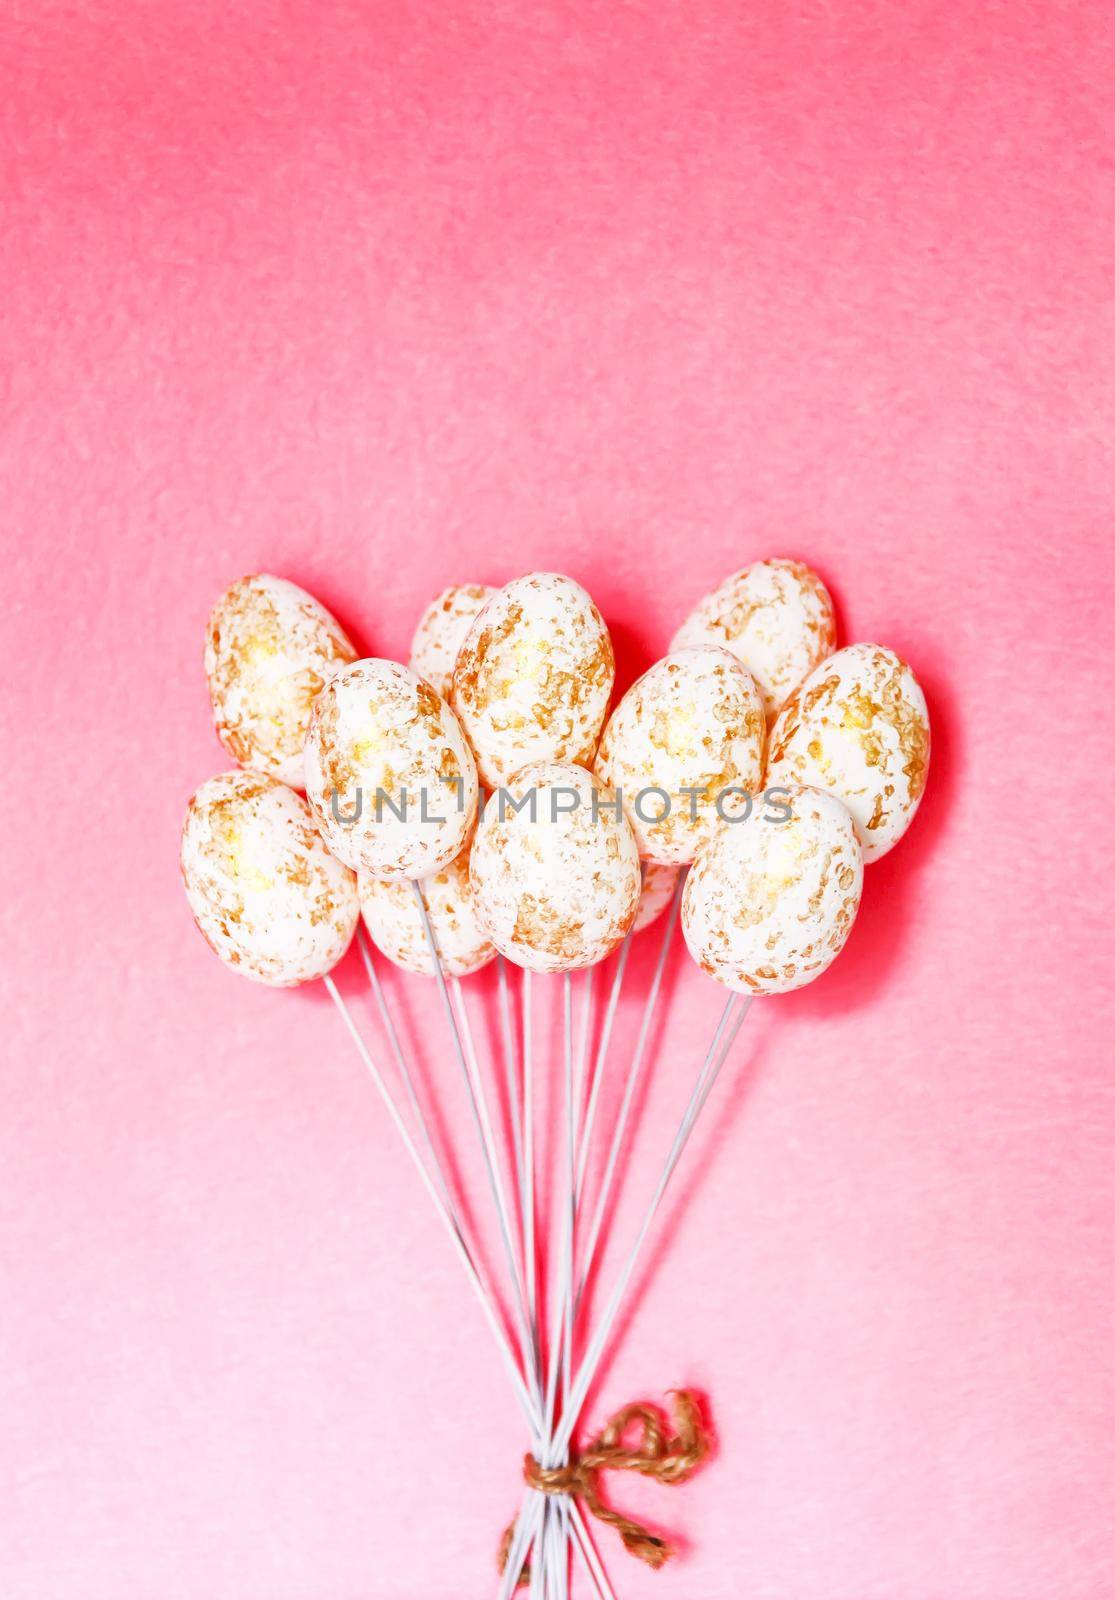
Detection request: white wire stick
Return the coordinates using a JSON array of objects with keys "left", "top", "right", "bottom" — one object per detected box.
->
[
  {"left": 561, "top": 963, "right": 595, "bottom": 1586},
  {"left": 569, "top": 1500, "right": 617, "bottom": 1600},
  {"left": 520, "top": 969, "right": 545, "bottom": 1600},
  {"left": 356, "top": 929, "right": 455, "bottom": 1216},
  {"left": 530, "top": 1493, "right": 547, "bottom": 1600},
  {"left": 541, "top": 976, "right": 575, "bottom": 1447},
  {"left": 453, "top": 972, "right": 545, "bottom": 1415},
  {"left": 534, "top": 975, "right": 577, "bottom": 1599},
  {"left": 497, "top": 955, "right": 544, "bottom": 1444},
  {"left": 546, "top": 1495, "right": 568, "bottom": 1600},
  {"left": 558, "top": 975, "right": 579, "bottom": 1598},
  {"left": 522, "top": 969, "right": 537, "bottom": 1348},
  {"left": 578, "top": 879, "right": 684, "bottom": 1300},
  {"left": 411, "top": 882, "right": 542, "bottom": 1408},
  {"left": 559, "top": 976, "right": 588, "bottom": 1590},
  {"left": 556, "top": 1501, "right": 572, "bottom": 1600},
  {"left": 497, "top": 1489, "right": 543, "bottom": 1600},
  {"left": 572, "top": 965, "right": 595, "bottom": 1162},
  {"left": 533, "top": 983, "right": 573, "bottom": 1599},
  {"left": 538, "top": 1500, "right": 554, "bottom": 1600},
  {"left": 574, "top": 935, "right": 632, "bottom": 1205},
  {"left": 564, "top": 965, "right": 596, "bottom": 1412},
  {"left": 497, "top": 956, "right": 528, "bottom": 1268},
  {"left": 324, "top": 975, "right": 540, "bottom": 1433},
  {"left": 552, "top": 993, "right": 746, "bottom": 1462},
  {"left": 694, "top": 992, "right": 754, "bottom": 1122}
]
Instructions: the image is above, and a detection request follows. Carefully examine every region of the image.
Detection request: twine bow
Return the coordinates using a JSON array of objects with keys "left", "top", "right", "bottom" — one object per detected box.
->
[{"left": 499, "top": 1391, "right": 711, "bottom": 1583}]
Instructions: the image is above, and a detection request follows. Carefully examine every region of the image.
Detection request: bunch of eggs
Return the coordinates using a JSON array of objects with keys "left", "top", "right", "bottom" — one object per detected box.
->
[{"left": 183, "top": 559, "right": 929, "bottom": 996}]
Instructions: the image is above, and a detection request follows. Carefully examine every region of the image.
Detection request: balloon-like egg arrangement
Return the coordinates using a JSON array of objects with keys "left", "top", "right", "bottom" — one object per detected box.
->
[
  {"left": 180, "top": 558, "right": 930, "bottom": 1593},
  {"left": 184, "top": 560, "right": 929, "bottom": 991}
]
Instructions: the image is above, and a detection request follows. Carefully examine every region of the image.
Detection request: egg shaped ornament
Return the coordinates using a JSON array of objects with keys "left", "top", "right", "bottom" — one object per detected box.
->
[
  {"left": 180, "top": 771, "right": 360, "bottom": 986},
  {"left": 632, "top": 861, "right": 682, "bottom": 934},
  {"left": 672, "top": 559, "right": 835, "bottom": 721},
  {"left": 767, "top": 644, "right": 930, "bottom": 864},
  {"left": 205, "top": 574, "right": 358, "bottom": 788},
  {"left": 451, "top": 573, "right": 615, "bottom": 790},
  {"left": 303, "top": 660, "right": 478, "bottom": 879},
  {"left": 470, "top": 762, "right": 640, "bottom": 973},
  {"left": 409, "top": 584, "right": 497, "bottom": 700},
  {"left": 683, "top": 785, "right": 863, "bottom": 995},
  {"left": 358, "top": 838, "right": 494, "bottom": 979},
  {"left": 595, "top": 648, "right": 765, "bottom": 866}
]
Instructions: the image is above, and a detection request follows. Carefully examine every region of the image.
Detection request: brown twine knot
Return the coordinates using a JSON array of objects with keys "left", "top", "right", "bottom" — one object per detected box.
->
[{"left": 498, "top": 1391, "right": 711, "bottom": 1584}]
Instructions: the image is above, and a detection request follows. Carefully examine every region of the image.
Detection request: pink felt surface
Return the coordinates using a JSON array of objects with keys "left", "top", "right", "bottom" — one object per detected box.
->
[{"left": 3, "top": 3, "right": 1115, "bottom": 1596}]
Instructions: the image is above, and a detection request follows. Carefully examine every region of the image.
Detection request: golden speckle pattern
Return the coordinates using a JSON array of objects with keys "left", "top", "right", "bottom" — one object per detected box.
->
[
  {"left": 469, "top": 762, "right": 640, "bottom": 973},
  {"left": 409, "top": 584, "right": 497, "bottom": 700},
  {"left": 633, "top": 861, "right": 682, "bottom": 934},
  {"left": 767, "top": 643, "right": 930, "bottom": 864},
  {"left": 180, "top": 771, "right": 359, "bottom": 987},
  {"left": 451, "top": 573, "right": 615, "bottom": 789},
  {"left": 682, "top": 784, "right": 863, "bottom": 995},
  {"left": 205, "top": 574, "right": 358, "bottom": 788},
  {"left": 359, "top": 839, "right": 494, "bottom": 979},
  {"left": 671, "top": 559, "right": 835, "bottom": 720},
  {"left": 303, "top": 659, "right": 478, "bottom": 878},
  {"left": 595, "top": 648, "right": 766, "bottom": 865}
]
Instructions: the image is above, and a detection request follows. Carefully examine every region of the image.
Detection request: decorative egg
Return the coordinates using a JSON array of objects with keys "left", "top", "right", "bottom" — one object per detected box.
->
[
  {"left": 180, "top": 771, "right": 359, "bottom": 986},
  {"left": 205, "top": 574, "right": 358, "bottom": 788},
  {"left": 682, "top": 785, "right": 863, "bottom": 995},
  {"left": 303, "top": 659, "right": 478, "bottom": 879},
  {"left": 594, "top": 648, "right": 765, "bottom": 865},
  {"left": 469, "top": 762, "right": 640, "bottom": 973},
  {"left": 633, "top": 862, "right": 682, "bottom": 934},
  {"left": 359, "top": 840, "right": 494, "bottom": 978},
  {"left": 451, "top": 573, "right": 614, "bottom": 790},
  {"left": 409, "top": 584, "right": 497, "bottom": 700},
  {"left": 671, "top": 559, "right": 835, "bottom": 720},
  {"left": 766, "top": 644, "right": 930, "bottom": 863}
]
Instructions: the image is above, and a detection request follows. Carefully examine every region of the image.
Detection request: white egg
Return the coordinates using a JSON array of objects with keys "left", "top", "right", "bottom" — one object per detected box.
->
[
  {"left": 205, "top": 574, "right": 358, "bottom": 788},
  {"left": 451, "top": 573, "right": 614, "bottom": 790},
  {"left": 303, "top": 659, "right": 478, "bottom": 879},
  {"left": 469, "top": 762, "right": 640, "bottom": 972},
  {"left": 409, "top": 584, "right": 497, "bottom": 700},
  {"left": 672, "top": 559, "right": 835, "bottom": 720},
  {"left": 594, "top": 648, "right": 766, "bottom": 865},
  {"left": 633, "top": 862, "right": 682, "bottom": 934},
  {"left": 180, "top": 771, "right": 359, "bottom": 987},
  {"left": 358, "top": 839, "right": 494, "bottom": 978},
  {"left": 766, "top": 644, "right": 930, "bottom": 863},
  {"left": 682, "top": 785, "right": 863, "bottom": 995}
]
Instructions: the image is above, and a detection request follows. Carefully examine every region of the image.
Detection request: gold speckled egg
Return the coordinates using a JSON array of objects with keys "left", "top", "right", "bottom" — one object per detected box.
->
[
  {"left": 359, "top": 839, "right": 494, "bottom": 978},
  {"left": 469, "top": 762, "right": 640, "bottom": 973},
  {"left": 451, "top": 573, "right": 615, "bottom": 790},
  {"left": 766, "top": 644, "right": 930, "bottom": 864},
  {"left": 672, "top": 559, "right": 835, "bottom": 720},
  {"left": 595, "top": 648, "right": 766, "bottom": 866},
  {"left": 303, "top": 659, "right": 478, "bottom": 879},
  {"left": 633, "top": 861, "right": 682, "bottom": 934},
  {"left": 180, "top": 771, "right": 359, "bottom": 986},
  {"left": 682, "top": 785, "right": 863, "bottom": 995},
  {"left": 205, "top": 575, "right": 358, "bottom": 788},
  {"left": 409, "top": 584, "right": 497, "bottom": 700}
]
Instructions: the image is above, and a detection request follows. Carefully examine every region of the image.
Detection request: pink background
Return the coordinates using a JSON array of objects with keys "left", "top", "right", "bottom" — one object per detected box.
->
[{"left": 3, "top": 3, "right": 1115, "bottom": 1596}]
